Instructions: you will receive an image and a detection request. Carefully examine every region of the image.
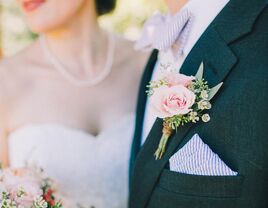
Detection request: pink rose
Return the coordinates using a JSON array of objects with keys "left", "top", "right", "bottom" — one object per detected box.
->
[
  {"left": 161, "top": 71, "right": 194, "bottom": 87},
  {"left": 151, "top": 85, "right": 196, "bottom": 118}
]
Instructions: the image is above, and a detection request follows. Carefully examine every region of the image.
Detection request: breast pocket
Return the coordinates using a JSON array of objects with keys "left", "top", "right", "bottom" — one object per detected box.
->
[
  {"left": 158, "top": 169, "right": 244, "bottom": 198},
  {"left": 146, "top": 169, "right": 244, "bottom": 208}
]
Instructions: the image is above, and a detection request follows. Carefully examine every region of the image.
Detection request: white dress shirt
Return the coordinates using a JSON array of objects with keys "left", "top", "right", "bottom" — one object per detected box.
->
[{"left": 141, "top": 0, "right": 230, "bottom": 145}]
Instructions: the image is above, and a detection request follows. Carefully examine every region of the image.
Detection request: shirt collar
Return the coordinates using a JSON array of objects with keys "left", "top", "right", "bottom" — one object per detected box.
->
[{"left": 182, "top": 0, "right": 230, "bottom": 55}]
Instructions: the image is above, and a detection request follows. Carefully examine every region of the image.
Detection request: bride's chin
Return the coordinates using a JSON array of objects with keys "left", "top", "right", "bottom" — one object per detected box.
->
[
  {"left": 22, "top": 2, "right": 89, "bottom": 33},
  {"left": 28, "top": 22, "right": 62, "bottom": 34},
  {"left": 26, "top": 16, "right": 74, "bottom": 34},
  {"left": 27, "top": 22, "right": 55, "bottom": 34}
]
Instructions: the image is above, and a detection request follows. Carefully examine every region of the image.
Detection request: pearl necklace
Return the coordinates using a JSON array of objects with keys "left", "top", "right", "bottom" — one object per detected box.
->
[{"left": 40, "top": 32, "right": 115, "bottom": 87}]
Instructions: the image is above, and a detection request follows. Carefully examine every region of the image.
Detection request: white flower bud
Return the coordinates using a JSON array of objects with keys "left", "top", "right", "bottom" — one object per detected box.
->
[
  {"left": 202, "top": 114, "right": 211, "bottom": 122},
  {"left": 198, "top": 100, "right": 212, "bottom": 110},
  {"left": 200, "top": 90, "right": 209, "bottom": 99}
]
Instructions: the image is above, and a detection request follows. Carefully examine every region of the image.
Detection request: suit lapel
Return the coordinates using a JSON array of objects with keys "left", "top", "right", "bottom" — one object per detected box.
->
[{"left": 130, "top": 0, "right": 267, "bottom": 207}]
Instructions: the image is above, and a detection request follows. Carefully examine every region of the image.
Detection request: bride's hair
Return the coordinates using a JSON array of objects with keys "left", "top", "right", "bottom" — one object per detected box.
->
[{"left": 96, "top": 0, "right": 117, "bottom": 16}]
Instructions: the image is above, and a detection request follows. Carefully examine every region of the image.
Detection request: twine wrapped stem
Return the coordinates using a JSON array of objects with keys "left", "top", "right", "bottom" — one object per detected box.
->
[{"left": 154, "top": 121, "right": 173, "bottom": 160}]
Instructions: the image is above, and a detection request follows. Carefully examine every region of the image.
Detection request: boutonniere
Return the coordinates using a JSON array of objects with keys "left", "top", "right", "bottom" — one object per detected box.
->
[{"left": 147, "top": 63, "right": 223, "bottom": 160}]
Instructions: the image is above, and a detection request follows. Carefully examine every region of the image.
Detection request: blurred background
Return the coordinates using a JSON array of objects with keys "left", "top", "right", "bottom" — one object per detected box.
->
[{"left": 0, "top": 0, "right": 166, "bottom": 58}]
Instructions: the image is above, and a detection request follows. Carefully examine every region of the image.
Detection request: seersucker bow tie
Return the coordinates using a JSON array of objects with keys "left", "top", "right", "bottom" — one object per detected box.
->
[{"left": 135, "top": 9, "right": 193, "bottom": 56}]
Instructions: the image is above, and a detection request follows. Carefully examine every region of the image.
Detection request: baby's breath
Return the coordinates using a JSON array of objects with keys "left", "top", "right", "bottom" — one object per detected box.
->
[
  {"left": 33, "top": 197, "right": 48, "bottom": 208},
  {"left": 202, "top": 114, "right": 211, "bottom": 122},
  {"left": 198, "top": 100, "right": 211, "bottom": 110},
  {"left": 0, "top": 193, "right": 17, "bottom": 208},
  {"left": 16, "top": 187, "right": 26, "bottom": 198},
  {"left": 200, "top": 90, "right": 209, "bottom": 99},
  {"left": 189, "top": 111, "right": 200, "bottom": 123},
  {"left": 146, "top": 79, "right": 168, "bottom": 96}
]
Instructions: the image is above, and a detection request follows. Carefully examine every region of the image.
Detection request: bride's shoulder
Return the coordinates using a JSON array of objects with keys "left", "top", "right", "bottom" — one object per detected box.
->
[
  {"left": 113, "top": 35, "right": 150, "bottom": 72},
  {"left": 0, "top": 41, "right": 40, "bottom": 106},
  {"left": 0, "top": 40, "right": 40, "bottom": 70},
  {"left": 0, "top": 40, "right": 40, "bottom": 73}
]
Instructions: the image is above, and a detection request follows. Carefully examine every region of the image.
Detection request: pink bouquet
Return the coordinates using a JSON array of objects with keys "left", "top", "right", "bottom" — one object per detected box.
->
[{"left": 0, "top": 167, "right": 62, "bottom": 208}]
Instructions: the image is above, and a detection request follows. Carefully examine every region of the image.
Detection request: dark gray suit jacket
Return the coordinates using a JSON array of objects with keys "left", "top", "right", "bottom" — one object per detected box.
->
[{"left": 129, "top": 0, "right": 268, "bottom": 207}]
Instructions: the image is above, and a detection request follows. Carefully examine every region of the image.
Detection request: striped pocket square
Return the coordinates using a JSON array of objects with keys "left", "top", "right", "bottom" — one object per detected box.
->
[{"left": 169, "top": 134, "right": 238, "bottom": 176}]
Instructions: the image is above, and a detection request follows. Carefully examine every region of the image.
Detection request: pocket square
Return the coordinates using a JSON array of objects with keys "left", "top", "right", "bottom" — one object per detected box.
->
[{"left": 169, "top": 134, "right": 238, "bottom": 176}]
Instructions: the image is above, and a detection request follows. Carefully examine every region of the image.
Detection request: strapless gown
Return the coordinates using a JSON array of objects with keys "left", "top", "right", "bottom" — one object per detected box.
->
[{"left": 8, "top": 114, "right": 135, "bottom": 208}]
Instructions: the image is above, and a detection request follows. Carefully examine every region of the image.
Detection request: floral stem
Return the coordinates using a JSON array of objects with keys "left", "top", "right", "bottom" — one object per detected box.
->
[{"left": 154, "top": 121, "right": 173, "bottom": 160}]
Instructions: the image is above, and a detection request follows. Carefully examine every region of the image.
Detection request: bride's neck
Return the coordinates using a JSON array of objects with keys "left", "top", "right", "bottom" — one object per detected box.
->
[{"left": 41, "top": 1, "right": 107, "bottom": 75}]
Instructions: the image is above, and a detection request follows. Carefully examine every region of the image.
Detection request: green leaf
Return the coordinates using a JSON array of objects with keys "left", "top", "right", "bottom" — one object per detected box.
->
[
  {"left": 208, "top": 82, "right": 223, "bottom": 100},
  {"left": 195, "top": 62, "right": 204, "bottom": 80}
]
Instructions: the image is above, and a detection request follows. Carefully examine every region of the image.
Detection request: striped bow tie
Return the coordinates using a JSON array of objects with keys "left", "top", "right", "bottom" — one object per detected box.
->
[{"left": 135, "top": 9, "right": 193, "bottom": 56}]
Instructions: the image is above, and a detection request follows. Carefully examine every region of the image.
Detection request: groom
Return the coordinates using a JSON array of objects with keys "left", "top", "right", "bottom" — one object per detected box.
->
[{"left": 129, "top": 0, "right": 268, "bottom": 207}]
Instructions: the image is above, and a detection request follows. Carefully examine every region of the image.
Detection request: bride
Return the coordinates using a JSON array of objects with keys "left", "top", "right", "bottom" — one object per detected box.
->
[{"left": 0, "top": 0, "right": 147, "bottom": 207}]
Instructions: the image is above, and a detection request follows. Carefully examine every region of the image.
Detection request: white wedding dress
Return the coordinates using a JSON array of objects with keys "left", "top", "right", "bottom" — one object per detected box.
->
[{"left": 8, "top": 113, "right": 135, "bottom": 208}]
